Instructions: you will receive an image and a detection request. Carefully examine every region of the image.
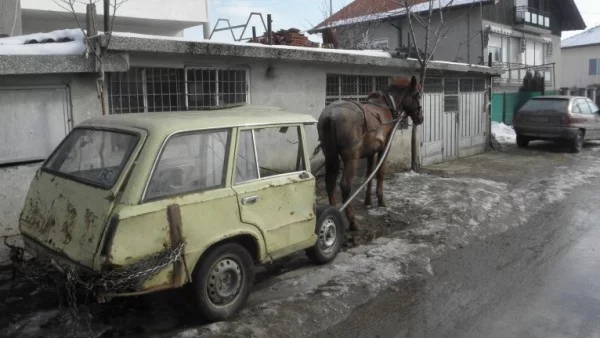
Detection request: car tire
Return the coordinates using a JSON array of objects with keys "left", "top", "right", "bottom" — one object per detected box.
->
[
  {"left": 570, "top": 130, "right": 584, "bottom": 153},
  {"left": 516, "top": 134, "right": 529, "bottom": 148},
  {"left": 192, "top": 243, "right": 255, "bottom": 322},
  {"left": 306, "top": 205, "right": 344, "bottom": 264}
]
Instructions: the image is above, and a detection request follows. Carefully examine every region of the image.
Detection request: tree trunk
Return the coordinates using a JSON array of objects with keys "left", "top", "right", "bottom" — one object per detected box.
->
[{"left": 411, "top": 66, "right": 427, "bottom": 172}]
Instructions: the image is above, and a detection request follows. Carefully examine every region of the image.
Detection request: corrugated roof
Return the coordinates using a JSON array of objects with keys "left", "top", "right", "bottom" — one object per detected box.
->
[
  {"left": 561, "top": 24, "right": 600, "bottom": 49},
  {"left": 310, "top": 0, "right": 487, "bottom": 32}
]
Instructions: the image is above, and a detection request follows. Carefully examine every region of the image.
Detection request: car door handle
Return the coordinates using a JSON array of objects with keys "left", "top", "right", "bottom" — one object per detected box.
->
[{"left": 242, "top": 195, "right": 260, "bottom": 205}]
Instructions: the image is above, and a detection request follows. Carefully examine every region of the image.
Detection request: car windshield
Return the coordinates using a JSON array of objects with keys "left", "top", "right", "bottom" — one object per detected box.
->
[
  {"left": 520, "top": 98, "right": 569, "bottom": 113},
  {"left": 44, "top": 128, "right": 139, "bottom": 189}
]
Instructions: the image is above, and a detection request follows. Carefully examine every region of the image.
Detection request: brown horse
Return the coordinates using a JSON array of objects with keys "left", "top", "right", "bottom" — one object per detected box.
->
[{"left": 317, "top": 75, "right": 424, "bottom": 231}]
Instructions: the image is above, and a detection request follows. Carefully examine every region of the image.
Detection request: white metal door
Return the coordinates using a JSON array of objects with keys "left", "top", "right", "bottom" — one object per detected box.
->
[
  {"left": 420, "top": 93, "right": 444, "bottom": 166},
  {"left": 443, "top": 111, "right": 459, "bottom": 160},
  {"left": 458, "top": 92, "right": 487, "bottom": 157}
]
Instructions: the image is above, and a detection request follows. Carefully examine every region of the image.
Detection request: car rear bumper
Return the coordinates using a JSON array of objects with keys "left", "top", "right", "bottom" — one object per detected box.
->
[{"left": 513, "top": 125, "right": 578, "bottom": 140}]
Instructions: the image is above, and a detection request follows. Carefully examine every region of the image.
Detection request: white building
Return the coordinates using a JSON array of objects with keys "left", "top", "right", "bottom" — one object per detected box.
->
[
  {"left": 1, "top": 0, "right": 209, "bottom": 37},
  {"left": 561, "top": 25, "right": 600, "bottom": 100}
]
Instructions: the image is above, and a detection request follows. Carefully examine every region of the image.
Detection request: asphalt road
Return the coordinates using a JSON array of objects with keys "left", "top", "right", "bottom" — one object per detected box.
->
[
  {"left": 319, "top": 145, "right": 600, "bottom": 338},
  {"left": 458, "top": 176, "right": 600, "bottom": 338}
]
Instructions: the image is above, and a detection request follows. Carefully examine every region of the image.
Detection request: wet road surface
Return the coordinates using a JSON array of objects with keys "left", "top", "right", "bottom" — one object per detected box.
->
[{"left": 459, "top": 178, "right": 600, "bottom": 338}]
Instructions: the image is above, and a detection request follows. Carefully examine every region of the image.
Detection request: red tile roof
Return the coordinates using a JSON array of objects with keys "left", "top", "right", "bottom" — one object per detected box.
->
[{"left": 312, "top": 0, "right": 428, "bottom": 31}]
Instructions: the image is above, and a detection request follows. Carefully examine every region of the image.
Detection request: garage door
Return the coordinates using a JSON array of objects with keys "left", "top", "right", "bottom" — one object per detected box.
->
[{"left": 0, "top": 86, "right": 71, "bottom": 165}]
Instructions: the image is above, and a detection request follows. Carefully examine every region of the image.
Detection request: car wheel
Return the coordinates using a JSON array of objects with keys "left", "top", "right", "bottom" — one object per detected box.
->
[
  {"left": 306, "top": 205, "right": 344, "bottom": 264},
  {"left": 516, "top": 134, "right": 529, "bottom": 148},
  {"left": 570, "top": 130, "right": 584, "bottom": 153},
  {"left": 192, "top": 243, "right": 254, "bottom": 322}
]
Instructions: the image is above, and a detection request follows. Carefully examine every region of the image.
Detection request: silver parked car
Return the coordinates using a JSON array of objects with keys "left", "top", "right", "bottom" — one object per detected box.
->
[{"left": 513, "top": 96, "right": 600, "bottom": 153}]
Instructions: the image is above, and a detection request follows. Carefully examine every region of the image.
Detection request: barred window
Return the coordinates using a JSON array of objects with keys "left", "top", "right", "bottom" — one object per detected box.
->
[
  {"left": 107, "top": 67, "right": 248, "bottom": 114},
  {"left": 187, "top": 68, "right": 247, "bottom": 109},
  {"left": 424, "top": 78, "right": 444, "bottom": 93},
  {"left": 459, "top": 78, "right": 486, "bottom": 93},
  {"left": 326, "top": 74, "right": 391, "bottom": 104},
  {"left": 444, "top": 78, "right": 459, "bottom": 112}
]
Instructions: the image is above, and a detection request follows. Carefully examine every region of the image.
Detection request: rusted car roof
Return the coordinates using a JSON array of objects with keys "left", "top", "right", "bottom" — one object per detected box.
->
[{"left": 78, "top": 105, "right": 317, "bottom": 134}]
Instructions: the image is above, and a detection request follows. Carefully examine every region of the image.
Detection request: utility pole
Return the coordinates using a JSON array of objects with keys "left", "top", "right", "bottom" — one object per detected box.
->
[{"left": 330, "top": 0, "right": 333, "bottom": 16}]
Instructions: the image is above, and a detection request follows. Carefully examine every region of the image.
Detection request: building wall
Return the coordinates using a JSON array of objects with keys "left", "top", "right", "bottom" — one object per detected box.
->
[
  {"left": 21, "top": 0, "right": 208, "bottom": 24},
  {"left": 0, "top": 74, "right": 102, "bottom": 238},
  {"left": 20, "top": 0, "right": 208, "bottom": 36},
  {"left": 338, "top": 7, "right": 483, "bottom": 65},
  {"left": 129, "top": 54, "right": 416, "bottom": 169},
  {"left": 561, "top": 45, "right": 600, "bottom": 88},
  {"left": 0, "top": 0, "right": 21, "bottom": 37}
]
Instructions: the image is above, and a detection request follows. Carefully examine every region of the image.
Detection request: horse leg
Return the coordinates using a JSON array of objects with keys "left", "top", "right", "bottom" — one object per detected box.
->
[
  {"left": 325, "top": 156, "right": 340, "bottom": 206},
  {"left": 376, "top": 150, "right": 389, "bottom": 208},
  {"left": 340, "top": 158, "right": 360, "bottom": 231},
  {"left": 364, "top": 155, "right": 375, "bottom": 207}
]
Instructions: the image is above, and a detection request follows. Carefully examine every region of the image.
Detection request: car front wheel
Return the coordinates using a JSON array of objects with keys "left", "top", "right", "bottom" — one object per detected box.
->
[
  {"left": 192, "top": 243, "right": 254, "bottom": 322},
  {"left": 306, "top": 205, "right": 344, "bottom": 264}
]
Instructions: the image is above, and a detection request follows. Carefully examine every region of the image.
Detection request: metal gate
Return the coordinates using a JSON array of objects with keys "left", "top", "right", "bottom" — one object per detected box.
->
[{"left": 420, "top": 78, "right": 488, "bottom": 167}]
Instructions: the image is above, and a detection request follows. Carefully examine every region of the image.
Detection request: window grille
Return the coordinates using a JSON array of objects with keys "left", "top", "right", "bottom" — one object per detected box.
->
[
  {"left": 107, "top": 67, "right": 248, "bottom": 114},
  {"left": 325, "top": 74, "right": 391, "bottom": 104}
]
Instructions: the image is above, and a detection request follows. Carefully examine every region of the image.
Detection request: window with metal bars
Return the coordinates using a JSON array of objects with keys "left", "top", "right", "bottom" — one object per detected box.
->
[
  {"left": 325, "top": 74, "right": 391, "bottom": 104},
  {"left": 107, "top": 67, "right": 248, "bottom": 114},
  {"left": 444, "top": 78, "right": 459, "bottom": 112}
]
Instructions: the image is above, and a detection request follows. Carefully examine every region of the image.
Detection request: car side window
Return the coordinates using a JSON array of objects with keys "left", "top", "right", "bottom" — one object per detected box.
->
[
  {"left": 587, "top": 99, "right": 600, "bottom": 114},
  {"left": 235, "top": 130, "right": 259, "bottom": 184},
  {"left": 576, "top": 99, "right": 593, "bottom": 115},
  {"left": 235, "top": 125, "right": 305, "bottom": 184},
  {"left": 145, "top": 129, "right": 229, "bottom": 201}
]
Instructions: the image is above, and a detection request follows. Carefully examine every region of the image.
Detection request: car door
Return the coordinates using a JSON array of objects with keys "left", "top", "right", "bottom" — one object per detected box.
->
[
  {"left": 231, "top": 125, "right": 317, "bottom": 260},
  {"left": 573, "top": 99, "right": 596, "bottom": 139},
  {"left": 585, "top": 98, "right": 600, "bottom": 140}
]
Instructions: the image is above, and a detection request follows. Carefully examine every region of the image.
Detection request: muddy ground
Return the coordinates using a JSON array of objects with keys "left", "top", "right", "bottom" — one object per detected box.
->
[{"left": 2, "top": 140, "right": 600, "bottom": 338}]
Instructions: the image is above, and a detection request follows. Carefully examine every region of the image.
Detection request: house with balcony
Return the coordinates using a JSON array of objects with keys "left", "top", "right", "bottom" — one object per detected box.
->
[
  {"left": 0, "top": 0, "right": 210, "bottom": 38},
  {"left": 560, "top": 24, "right": 600, "bottom": 103},
  {"left": 309, "top": 0, "right": 585, "bottom": 94}
]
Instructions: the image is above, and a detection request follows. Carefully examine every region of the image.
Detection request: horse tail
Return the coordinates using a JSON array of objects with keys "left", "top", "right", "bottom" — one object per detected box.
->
[{"left": 317, "top": 109, "right": 339, "bottom": 162}]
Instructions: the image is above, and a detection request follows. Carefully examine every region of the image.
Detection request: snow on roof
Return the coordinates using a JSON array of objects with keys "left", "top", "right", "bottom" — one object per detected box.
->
[
  {"left": 0, "top": 29, "right": 86, "bottom": 56},
  {"left": 111, "top": 31, "right": 394, "bottom": 58},
  {"left": 561, "top": 24, "right": 600, "bottom": 49},
  {"left": 312, "top": 0, "right": 488, "bottom": 31}
]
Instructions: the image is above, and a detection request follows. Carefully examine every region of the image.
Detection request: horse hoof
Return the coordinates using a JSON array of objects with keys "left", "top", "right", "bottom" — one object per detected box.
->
[
  {"left": 349, "top": 221, "right": 361, "bottom": 232},
  {"left": 379, "top": 201, "right": 387, "bottom": 208},
  {"left": 364, "top": 200, "right": 372, "bottom": 207}
]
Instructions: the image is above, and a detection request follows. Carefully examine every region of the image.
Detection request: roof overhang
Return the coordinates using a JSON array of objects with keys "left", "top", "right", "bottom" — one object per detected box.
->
[
  {"left": 555, "top": 0, "right": 586, "bottom": 31},
  {"left": 0, "top": 35, "right": 503, "bottom": 77}
]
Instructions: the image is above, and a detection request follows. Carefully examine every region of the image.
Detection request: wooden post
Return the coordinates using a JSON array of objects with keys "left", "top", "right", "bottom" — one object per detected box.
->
[
  {"left": 502, "top": 92, "right": 506, "bottom": 124},
  {"left": 267, "top": 14, "right": 272, "bottom": 45},
  {"left": 103, "top": 0, "right": 110, "bottom": 34}
]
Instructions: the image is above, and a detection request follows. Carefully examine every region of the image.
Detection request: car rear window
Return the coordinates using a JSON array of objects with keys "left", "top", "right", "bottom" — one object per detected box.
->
[
  {"left": 520, "top": 98, "right": 569, "bottom": 113},
  {"left": 44, "top": 128, "right": 139, "bottom": 189}
]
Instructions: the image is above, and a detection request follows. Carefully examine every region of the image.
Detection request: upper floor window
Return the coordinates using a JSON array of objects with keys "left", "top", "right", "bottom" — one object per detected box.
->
[{"left": 589, "top": 59, "right": 600, "bottom": 75}]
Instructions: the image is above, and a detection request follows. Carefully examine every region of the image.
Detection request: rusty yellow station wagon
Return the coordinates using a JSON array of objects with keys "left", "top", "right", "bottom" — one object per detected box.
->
[{"left": 18, "top": 105, "right": 345, "bottom": 321}]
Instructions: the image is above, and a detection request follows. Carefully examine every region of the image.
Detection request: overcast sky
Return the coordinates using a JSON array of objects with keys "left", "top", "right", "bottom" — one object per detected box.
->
[{"left": 184, "top": 0, "right": 600, "bottom": 42}]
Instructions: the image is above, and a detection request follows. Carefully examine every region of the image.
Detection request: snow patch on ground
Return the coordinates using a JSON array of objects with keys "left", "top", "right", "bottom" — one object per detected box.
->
[
  {"left": 0, "top": 29, "right": 86, "bottom": 55},
  {"left": 492, "top": 122, "right": 516, "bottom": 144}
]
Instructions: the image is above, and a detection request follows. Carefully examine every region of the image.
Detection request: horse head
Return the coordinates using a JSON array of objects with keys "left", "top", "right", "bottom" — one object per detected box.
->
[{"left": 387, "top": 75, "right": 424, "bottom": 125}]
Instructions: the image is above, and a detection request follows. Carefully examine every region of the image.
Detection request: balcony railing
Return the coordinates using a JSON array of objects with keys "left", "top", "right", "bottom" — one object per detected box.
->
[
  {"left": 514, "top": 6, "right": 551, "bottom": 30},
  {"left": 492, "top": 62, "right": 553, "bottom": 86}
]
